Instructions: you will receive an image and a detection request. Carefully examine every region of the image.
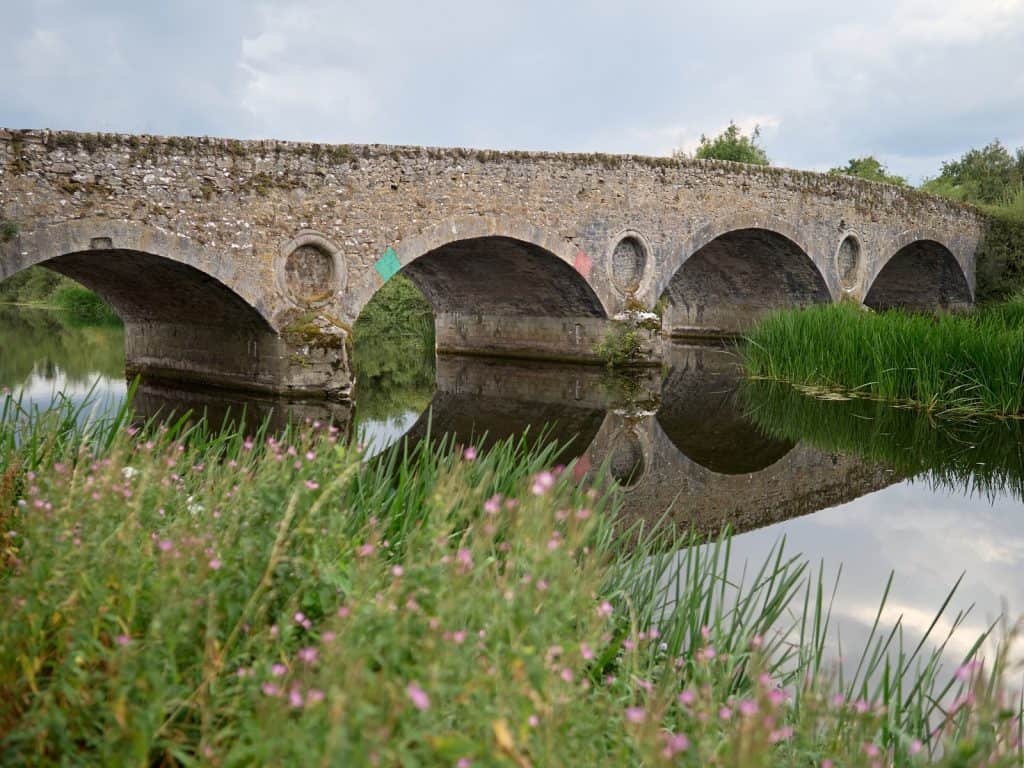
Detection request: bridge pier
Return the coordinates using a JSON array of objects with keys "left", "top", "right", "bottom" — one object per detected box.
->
[
  {"left": 122, "top": 316, "right": 351, "bottom": 401},
  {"left": 433, "top": 313, "right": 662, "bottom": 365}
]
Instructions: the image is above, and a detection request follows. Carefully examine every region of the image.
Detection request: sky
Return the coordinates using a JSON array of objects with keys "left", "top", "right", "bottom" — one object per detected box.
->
[{"left": 2, "top": 0, "right": 1024, "bottom": 183}]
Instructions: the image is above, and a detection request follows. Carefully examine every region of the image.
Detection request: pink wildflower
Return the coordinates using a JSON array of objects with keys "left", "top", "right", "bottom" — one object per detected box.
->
[
  {"left": 484, "top": 494, "right": 502, "bottom": 514},
  {"left": 261, "top": 683, "right": 280, "bottom": 697},
  {"left": 463, "top": 446, "right": 477, "bottom": 461},
  {"left": 406, "top": 682, "right": 430, "bottom": 711},
  {"left": 531, "top": 471, "right": 555, "bottom": 496},
  {"left": 624, "top": 707, "right": 646, "bottom": 723},
  {"left": 597, "top": 600, "right": 613, "bottom": 618},
  {"left": 209, "top": 557, "right": 222, "bottom": 570},
  {"left": 304, "top": 480, "right": 319, "bottom": 490},
  {"left": 271, "top": 663, "right": 287, "bottom": 677},
  {"left": 298, "top": 647, "right": 318, "bottom": 664}
]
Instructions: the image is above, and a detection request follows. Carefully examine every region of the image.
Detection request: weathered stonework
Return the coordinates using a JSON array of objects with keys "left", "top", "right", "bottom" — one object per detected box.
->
[{"left": 0, "top": 128, "right": 987, "bottom": 397}]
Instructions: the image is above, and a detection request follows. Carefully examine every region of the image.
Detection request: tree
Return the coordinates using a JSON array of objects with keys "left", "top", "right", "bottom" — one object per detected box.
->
[
  {"left": 921, "top": 139, "right": 1024, "bottom": 205},
  {"left": 687, "top": 122, "right": 770, "bottom": 165},
  {"left": 828, "top": 156, "right": 907, "bottom": 186}
]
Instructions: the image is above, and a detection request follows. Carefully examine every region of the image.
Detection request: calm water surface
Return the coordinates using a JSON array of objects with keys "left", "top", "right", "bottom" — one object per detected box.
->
[{"left": 3, "top": 305, "right": 1022, "bottom": 671}]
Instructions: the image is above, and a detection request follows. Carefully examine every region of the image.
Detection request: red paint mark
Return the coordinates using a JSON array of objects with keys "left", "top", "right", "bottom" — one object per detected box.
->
[
  {"left": 573, "top": 454, "right": 592, "bottom": 483},
  {"left": 573, "top": 250, "right": 593, "bottom": 279}
]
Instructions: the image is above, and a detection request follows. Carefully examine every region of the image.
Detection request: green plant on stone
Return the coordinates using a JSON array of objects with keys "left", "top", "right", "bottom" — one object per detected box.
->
[
  {"left": 1, "top": 220, "right": 17, "bottom": 243},
  {"left": 596, "top": 323, "right": 643, "bottom": 367}
]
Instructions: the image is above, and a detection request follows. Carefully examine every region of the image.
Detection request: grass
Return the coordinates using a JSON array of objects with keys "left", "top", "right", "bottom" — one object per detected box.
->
[
  {"left": 742, "top": 300, "right": 1024, "bottom": 420},
  {"left": 1, "top": 393, "right": 1023, "bottom": 764}
]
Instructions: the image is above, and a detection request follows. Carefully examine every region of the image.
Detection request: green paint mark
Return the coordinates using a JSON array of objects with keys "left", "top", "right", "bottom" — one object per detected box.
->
[{"left": 374, "top": 247, "right": 401, "bottom": 282}]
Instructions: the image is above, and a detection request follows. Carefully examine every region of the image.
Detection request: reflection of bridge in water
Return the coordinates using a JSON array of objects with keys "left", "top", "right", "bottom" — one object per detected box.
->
[{"left": 134, "top": 343, "right": 898, "bottom": 537}]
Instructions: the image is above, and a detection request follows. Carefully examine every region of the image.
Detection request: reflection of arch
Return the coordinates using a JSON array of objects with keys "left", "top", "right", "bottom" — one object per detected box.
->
[
  {"left": 351, "top": 214, "right": 609, "bottom": 319},
  {"left": 1, "top": 219, "right": 272, "bottom": 327},
  {"left": 659, "top": 215, "right": 831, "bottom": 336},
  {"left": 655, "top": 345, "right": 794, "bottom": 474},
  {"left": 865, "top": 232, "right": 973, "bottom": 311}
]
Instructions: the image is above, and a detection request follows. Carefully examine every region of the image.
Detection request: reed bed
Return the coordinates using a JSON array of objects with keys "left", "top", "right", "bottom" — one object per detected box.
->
[
  {"left": 1, "top": 396, "right": 1022, "bottom": 765},
  {"left": 743, "top": 300, "right": 1024, "bottom": 420}
]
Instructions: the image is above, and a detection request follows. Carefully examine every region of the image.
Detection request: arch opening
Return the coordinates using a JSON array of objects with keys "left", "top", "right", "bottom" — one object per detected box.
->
[
  {"left": 864, "top": 240, "right": 972, "bottom": 312},
  {"left": 0, "top": 247, "right": 317, "bottom": 397},
  {"left": 661, "top": 228, "right": 831, "bottom": 337},
  {"left": 399, "top": 236, "right": 605, "bottom": 318},
  {"left": 357, "top": 235, "right": 610, "bottom": 372}
]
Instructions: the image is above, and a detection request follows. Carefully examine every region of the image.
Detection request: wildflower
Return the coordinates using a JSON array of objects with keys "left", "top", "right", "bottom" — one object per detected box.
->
[
  {"left": 769, "top": 726, "right": 794, "bottom": 743},
  {"left": 452, "top": 630, "right": 467, "bottom": 645},
  {"left": 597, "top": 600, "right": 613, "bottom": 618},
  {"left": 678, "top": 689, "right": 696, "bottom": 706},
  {"left": 457, "top": 759, "right": 472, "bottom": 768},
  {"left": 357, "top": 543, "right": 375, "bottom": 557},
  {"left": 830, "top": 693, "right": 845, "bottom": 708},
  {"left": 531, "top": 471, "right": 555, "bottom": 496},
  {"left": 294, "top": 612, "right": 307, "bottom": 625},
  {"left": 116, "top": 634, "right": 131, "bottom": 646},
  {"left": 289, "top": 688, "right": 304, "bottom": 708},
  {"left": 406, "top": 682, "right": 430, "bottom": 711},
  {"left": 261, "top": 683, "right": 280, "bottom": 697},
  {"left": 158, "top": 539, "right": 173, "bottom": 552},
  {"left": 298, "top": 647, "right": 318, "bottom": 664},
  {"left": 484, "top": 494, "right": 502, "bottom": 514},
  {"left": 271, "top": 663, "right": 287, "bottom": 677},
  {"left": 955, "top": 659, "right": 980, "bottom": 681},
  {"left": 209, "top": 557, "right": 222, "bottom": 570},
  {"left": 307, "top": 688, "right": 325, "bottom": 704},
  {"left": 463, "top": 446, "right": 477, "bottom": 461},
  {"left": 739, "top": 699, "right": 758, "bottom": 717},
  {"left": 536, "top": 579, "right": 549, "bottom": 591},
  {"left": 456, "top": 548, "right": 473, "bottom": 571},
  {"left": 863, "top": 743, "right": 880, "bottom": 758},
  {"left": 662, "top": 733, "right": 689, "bottom": 758},
  {"left": 581, "top": 643, "right": 595, "bottom": 661},
  {"left": 337, "top": 606, "right": 351, "bottom": 618},
  {"left": 304, "top": 480, "right": 319, "bottom": 490},
  {"left": 910, "top": 740, "right": 923, "bottom": 755},
  {"left": 322, "top": 631, "right": 336, "bottom": 644},
  {"left": 305, "top": 450, "right": 316, "bottom": 461},
  {"left": 719, "top": 706, "right": 732, "bottom": 721},
  {"left": 854, "top": 698, "right": 870, "bottom": 714},
  {"left": 391, "top": 565, "right": 405, "bottom": 577},
  {"left": 576, "top": 507, "right": 591, "bottom": 519},
  {"left": 528, "top": 714, "right": 540, "bottom": 727},
  {"left": 624, "top": 707, "right": 646, "bottom": 723},
  {"left": 560, "top": 668, "right": 573, "bottom": 683}
]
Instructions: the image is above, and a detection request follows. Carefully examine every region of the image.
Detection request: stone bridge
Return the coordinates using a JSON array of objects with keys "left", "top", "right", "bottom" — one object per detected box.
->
[{"left": 0, "top": 129, "right": 986, "bottom": 400}]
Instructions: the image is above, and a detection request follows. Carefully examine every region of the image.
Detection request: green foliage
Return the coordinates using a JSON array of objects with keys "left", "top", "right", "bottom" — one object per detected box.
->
[
  {"left": 0, "top": 266, "right": 73, "bottom": 304},
  {"left": 353, "top": 275, "right": 436, "bottom": 423},
  {"left": 690, "top": 122, "right": 770, "bottom": 166},
  {"left": 0, "top": 402, "right": 1017, "bottom": 765},
  {"left": 51, "top": 284, "right": 120, "bottom": 324},
  {"left": 743, "top": 302, "right": 1024, "bottom": 419},
  {"left": 596, "top": 323, "right": 643, "bottom": 367},
  {"left": 828, "top": 156, "right": 907, "bottom": 186},
  {"left": 922, "top": 140, "right": 1024, "bottom": 205}
]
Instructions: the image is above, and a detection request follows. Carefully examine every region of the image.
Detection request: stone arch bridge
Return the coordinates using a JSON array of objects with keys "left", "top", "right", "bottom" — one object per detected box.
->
[{"left": 0, "top": 129, "right": 985, "bottom": 400}]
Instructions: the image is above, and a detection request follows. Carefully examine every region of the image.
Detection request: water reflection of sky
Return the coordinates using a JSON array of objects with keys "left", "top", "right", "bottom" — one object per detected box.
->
[
  {"left": 729, "top": 480, "right": 1021, "bottom": 667},
  {"left": 13, "top": 369, "right": 126, "bottom": 418}
]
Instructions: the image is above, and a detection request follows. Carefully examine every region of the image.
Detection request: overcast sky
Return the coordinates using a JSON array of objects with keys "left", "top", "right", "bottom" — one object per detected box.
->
[{"left": 2, "top": 0, "right": 1023, "bottom": 182}]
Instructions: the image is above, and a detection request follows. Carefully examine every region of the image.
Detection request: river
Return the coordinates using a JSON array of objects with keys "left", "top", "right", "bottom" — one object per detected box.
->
[{"left": 2, "top": 304, "right": 1021, "bottom": 675}]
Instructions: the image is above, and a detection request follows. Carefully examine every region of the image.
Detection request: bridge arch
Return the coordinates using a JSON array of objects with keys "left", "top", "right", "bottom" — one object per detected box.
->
[
  {"left": 351, "top": 214, "right": 609, "bottom": 319},
  {"left": 1, "top": 219, "right": 274, "bottom": 328},
  {"left": 864, "top": 230, "right": 973, "bottom": 312},
  {"left": 0, "top": 219, "right": 346, "bottom": 397},
  {"left": 657, "top": 214, "right": 832, "bottom": 337},
  {"left": 350, "top": 214, "right": 611, "bottom": 364}
]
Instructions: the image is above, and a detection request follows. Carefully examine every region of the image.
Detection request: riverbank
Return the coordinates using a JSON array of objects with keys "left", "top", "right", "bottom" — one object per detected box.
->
[
  {"left": 742, "top": 298, "right": 1024, "bottom": 420},
  {"left": 0, "top": 396, "right": 1020, "bottom": 765},
  {"left": 0, "top": 266, "right": 120, "bottom": 324}
]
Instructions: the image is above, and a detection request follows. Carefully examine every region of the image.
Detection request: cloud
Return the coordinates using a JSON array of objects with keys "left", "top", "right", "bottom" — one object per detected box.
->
[{"left": 1, "top": 0, "right": 1023, "bottom": 179}]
